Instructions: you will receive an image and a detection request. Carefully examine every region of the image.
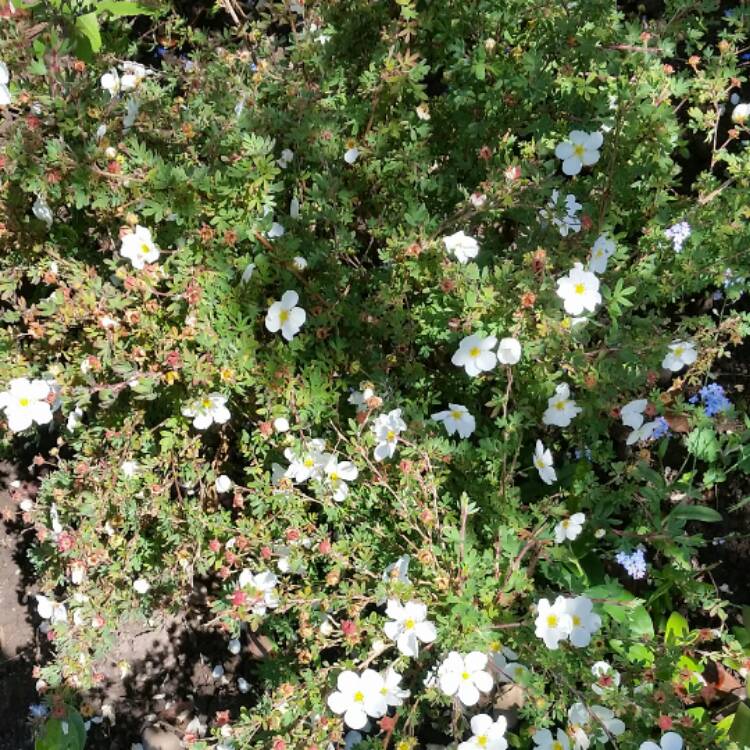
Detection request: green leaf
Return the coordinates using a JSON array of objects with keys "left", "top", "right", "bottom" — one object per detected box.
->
[
  {"left": 666, "top": 504, "right": 723, "bottom": 524},
  {"left": 665, "top": 611, "right": 689, "bottom": 644},
  {"left": 629, "top": 604, "right": 654, "bottom": 638},
  {"left": 686, "top": 426, "right": 720, "bottom": 462},
  {"left": 729, "top": 702, "right": 750, "bottom": 746},
  {"left": 74, "top": 13, "right": 102, "bottom": 60},
  {"left": 35, "top": 708, "right": 86, "bottom": 750},
  {"left": 97, "top": 0, "right": 160, "bottom": 16}
]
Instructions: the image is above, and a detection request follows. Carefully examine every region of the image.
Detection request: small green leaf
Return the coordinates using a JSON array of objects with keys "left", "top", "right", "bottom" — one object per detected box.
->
[
  {"left": 97, "top": 0, "right": 160, "bottom": 16},
  {"left": 664, "top": 611, "right": 689, "bottom": 644},
  {"left": 74, "top": 13, "right": 102, "bottom": 60},
  {"left": 729, "top": 702, "right": 750, "bottom": 746},
  {"left": 666, "top": 504, "right": 722, "bottom": 524}
]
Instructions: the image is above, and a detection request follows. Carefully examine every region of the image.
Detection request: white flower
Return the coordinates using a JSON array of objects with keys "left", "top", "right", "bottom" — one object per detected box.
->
[
  {"left": 273, "top": 417, "right": 290, "bottom": 433},
  {"left": 133, "top": 578, "right": 150, "bottom": 595},
  {"left": 182, "top": 394, "right": 231, "bottom": 430},
  {"left": 451, "top": 334, "right": 498, "bottom": 377},
  {"left": 588, "top": 234, "right": 616, "bottom": 274},
  {"left": 639, "top": 733, "right": 683, "bottom": 750},
  {"left": 620, "top": 399, "right": 647, "bottom": 429},
  {"left": 458, "top": 714, "right": 508, "bottom": 750},
  {"left": 290, "top": 196, "right": 301, "bottom": 219},
  {"left": 372, "top": 408, "right": 407, "bottom": 461},
  {"left": 437, "top": 651, "right": 493, "bottom": 707},
  {"left": 731, "top": 102, "right": 750, "bottom": 124},
  {"left": 557, "top": 263, "right": 601, "bottom": 315},
  {"left": 265, "top": 290, "right": 306, "bottom": 341},
  {"left": 324, "top": 455, "right": 359, "bottom": 502},
  {"left": 292, "top": 256, "right": 308, "bottom": 271},
  {"left": 277, "top": 148, "right": 294, "bottom": 168},
  {"left": 120, "top": 226, "right": 160, "bottom": 269},
  {"left": 211, "top": 665, "right": 225, "bottom": 680},
  {"left": 344, "top": 147, "right": 360, "bottom": 164},
  {"left": 432, "top": 404, "right": 475, "bottom": 438},
  {"left": 285, "top": 439, "right": 329, "bottom": 483},
  {"left": 237, "top": 570, "right": 279, "bottom": 615},
  {"left": 442, "top": 231, "right": 479, "bottom": 264},
  {"left": 327, "top": 669, "right": 387, "bottom": 730},
  {"left": 100, "top": 69, "right": 120, "bottom": 97},
  {"left": 267, "top": 222, "right": 285, "bottom": 238},
  {"left": 555, "top": 130, "right": 603, "bottom": 176},
  {"left": 534, "top": 596, "right": 572, "bottom": 649},
  {"left": 238, "top": 677, "right": 250, "bottom": 693},
  {"left": 565, "top": 596, "right": 601, "bottom": 648},
  {"left": 379, "top": 667, "right": 410, "bottom": 707},
  {"left": 36, "top": 595, "right": 67, "bottom": 623},
  {"left": 416, "top": 103, "right": 431, "bottom": 121},
  {"left": 121, "top": 460, "right": 139, "bottom": 478},
  {"left": 0, "top": 61, "right": 11, "bottom": 107},
  {"left": 627, "top": 420, "right": 658, "bottom": 446},
  {"left": 240, "top": 262, "right": 256, "bottom": 283},
  {"left": 568, "top": 702, "right": 625, "bottom": 747},
  {"left": 348, "top": 387, "right": 376, "bottom": 413},
  {"left": 555, "top": 513, "right": 585, "bottom": 543},
  {"left": 228, "top": 638, "right": 241, "bottom": 655},
  {"left": 215, "top": 474, "right": 233, "bottom": 493},
  {"left": 66, "top": 406, "right": 84, "bottom": 431},
  {"left": 662, "top": 341, "right": 697, "bottom": 372},
  {"left": 95, "top": 124, "right": 107, "bottom": 140},
  {"left": 542, "top": 383, "right": 582, "bottom": 427},
  {"left": 591, "top": 661, "right": 621, "bottom": 695},
  {"left": 0, "top": 378, "right": 53, "bottom": 433},
  {"left": 533, "top": 440, "right": 556, "bottom": 485},
  {"left": 497, "top": 337, "right": 522, "bottom": 365},
  {"left": 488, "top": 644, "right": 527, "bottom": 684},
  {"left": 383, "top": 599, "right": 437, "bottom": 657},
  {"left": 539, "top": 190, "right": 582, "bottom": 236},
  {"left": 532, "top": 728, "right": 570, "bottom": 750},
  {"left": 32, "top": 195, "right": 54, "bottom": 227},
  {"left": 120, "top": 61, "right": 147, "bottom": 90}
]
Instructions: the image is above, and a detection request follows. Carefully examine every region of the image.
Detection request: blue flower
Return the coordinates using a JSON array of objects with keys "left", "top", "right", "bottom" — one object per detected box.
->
[
  {"left": 697, "top": 383, "right": 731, "bottom": 417},
  {"left": 650, "top": 416, "right": 670, "bottom": 439},
  {"left": 615, "top": 547, "right": 647, "bottom": 579}
]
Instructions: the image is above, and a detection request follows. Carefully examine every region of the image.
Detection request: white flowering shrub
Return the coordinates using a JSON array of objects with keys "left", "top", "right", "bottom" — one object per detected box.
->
[{"left": 1, "top": 0, "right": 750, "bottom": 748}]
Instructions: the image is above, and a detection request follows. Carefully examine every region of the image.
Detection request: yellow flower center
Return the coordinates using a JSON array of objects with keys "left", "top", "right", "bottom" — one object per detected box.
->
[
  {"left": 555, "top": 400, "right": 566, "bottom": 411},
  {"left": 330, "top": 471, "right": 339, "bottom": 482},
  {"left": 451, "top": 410, "right": 462, "bottom": 420},
  {"left": 572, "top": 615, "right": 581, "bottom": 626},
  {"left": 547, "top": 614, "right": 558, "bottom": 627},
  {"left": 574, "top": 282, "right": 585, "bottom": 294},
  {"left": 461, "top": 671, "right": 470, "bottom": 680},
  {"left": 674, "top": 346, "right": 684, "bottom": 357},
  {"left": 469, "top": 346, "right": 481, "bottom": 358},
  {"left": 562, "top": 520, "right": 570, "bottom": 528},
  {"left": 553, "top": 742, "right": 564, "bottom": 750},
  {"left": 386, "top": 430, "right": 396, "bottom": 442},
  {"left": 573, "top": 144, "right": 585, "bottom": 157},
  {"left": 404, "top": 618, "right": 415, "bottom": 630},
  {"left": 353, "top": 690, "right": 364, "bottom": 702},
  {"left": 478, "top": 737, "right": 488, "bottom": 748},
  {"left": 304, "top": 458, "right": 314, "bottom": 468},
  {"left": 535, "top": 458, "right": 545, "bottom": 468},
  {"left": 279, "top": 309, "right": 290, "bottom": 323},
  {"left": 19, "top": 397, "right": 29, "bottom": 407},
  {"left": 202, "top": 398, "right": 212, "bottom": 408},
  {"left": 489, "top": 641, "right": 500, "bottom": 652},
  {"left": 140, "top": 243, "right": 151, "bottom": 254},
  {"left": 380, "top": 686, "right": 388, "bottom": 695}
]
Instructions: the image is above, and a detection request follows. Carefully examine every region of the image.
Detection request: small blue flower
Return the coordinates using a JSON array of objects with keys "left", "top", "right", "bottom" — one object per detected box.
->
[
  {"left": 697, "top": 383, "right": 731, "bottom": 417},
  {"left": 664, "top": 221, "right": 691, "bottom": 253},
  {"left": 615, "top": 547, "right": 647, "bottom": 579},
  {"left": 650, "top": 416, "right": 670, "bottom": 439}
]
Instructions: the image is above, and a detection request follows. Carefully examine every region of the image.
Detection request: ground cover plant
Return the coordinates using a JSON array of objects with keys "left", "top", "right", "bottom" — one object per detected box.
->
[{"left": 2, "top": 0, "right": 750, "bottom": 747}]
